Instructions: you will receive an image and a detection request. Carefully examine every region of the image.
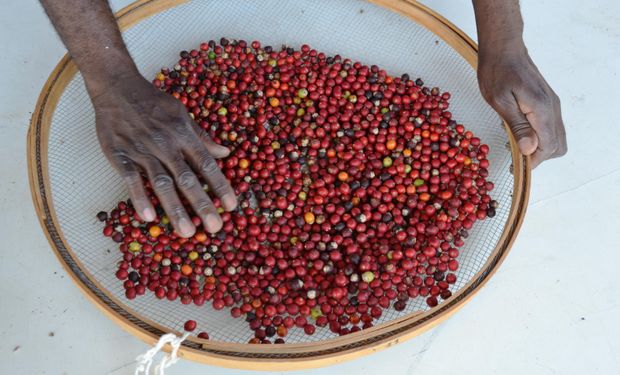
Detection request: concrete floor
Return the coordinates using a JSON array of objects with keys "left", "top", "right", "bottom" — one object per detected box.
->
[{"left": 1, "top": 0, "right": 619, "bottom": 374}]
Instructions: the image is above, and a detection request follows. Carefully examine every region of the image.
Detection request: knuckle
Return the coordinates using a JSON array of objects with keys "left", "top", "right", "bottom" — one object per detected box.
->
[
  {"left": 560, "top": 136, "right": 568, "bottom": 154},
  {"left": 533, "top": 88, "right": 552, "bottom": 106},
  {"left": 111, "top": 149, "right": 132, "bottom": 164},
  {"left": 152, "top": 174, "right": 174, "bottom": 191},
  {"left": 198, "top": 153, "right": 219, "bottom": 175},
  {"left": 123, "top": 170, "right": 142, "bottom": 185},
  {"left": 211, "top": 180, "right": 231, "bottom": 195},
  {"left": 208, "top": 172, "right": 233, "bottom": 196},
  {"left": 195, "top": 128, "right": 209, "bottom": 141},
  {"left": 175, "top": 123, "right": 194, "bottom": 138},
  {"left": 168, "top": 206, "right": 188, "bottom": 221},
  {"left": 538, "top": 135, "right": 553, "bottom": 150},
  {"left": 558, "top": 123, "right": 568, "bottom": 139},
  {"left": 540, "top": 140, "right": 557, "bottom": 157},
  {"left": 557, "top": 143, "right": 568, "bottom": 156},
  {"left": 111, "top": 148, "right": 129, "bottom": 158},
  {"left": 133, "top": 141, "right": 148, "bottom": 154},
  {"left": 150, "top": 131, "right": 169, "bottom": 147},
  {"left": 548, "top": 145, "right": 558, "bottom": 156},
  {"left": 111, "top": 150, "right": 141, "bottom": 178},
  {"left": 194, "top": 198, "right": 215, "bottom": 214},
  {"left": 176, "top": 170, "right": 198, "bottom": 189}
]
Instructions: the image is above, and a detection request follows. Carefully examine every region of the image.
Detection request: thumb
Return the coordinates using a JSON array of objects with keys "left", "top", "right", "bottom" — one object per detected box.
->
[
  {"left": 203, "top": 137, "right": 230, "bottom": 159},
  {"left": 495, "top": 96, "right": 539, "bottom": 156},
  {"left": 193, "top": 125, "right": 230, "bottom": 159}
]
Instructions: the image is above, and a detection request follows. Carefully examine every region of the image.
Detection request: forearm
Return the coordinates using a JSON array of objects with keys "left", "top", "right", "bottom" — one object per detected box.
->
[
  {"left": 39, "top": 0, "right": 139, "bottom": 97},
  {"left": 473, "top": 0, "right": 567, "bottom": 166},
  {"left": 473, "top": 0, "right": 527, "bottom": 60}
]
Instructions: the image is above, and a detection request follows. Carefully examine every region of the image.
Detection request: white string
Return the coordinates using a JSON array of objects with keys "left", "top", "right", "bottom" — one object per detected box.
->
[{"left": 134, "top": 332, "right": 190, "bottom": 375}]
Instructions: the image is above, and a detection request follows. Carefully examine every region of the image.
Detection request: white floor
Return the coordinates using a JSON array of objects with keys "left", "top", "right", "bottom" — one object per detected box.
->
[{"left": 1, "top": 0, "right": 619, "bottom": 374}]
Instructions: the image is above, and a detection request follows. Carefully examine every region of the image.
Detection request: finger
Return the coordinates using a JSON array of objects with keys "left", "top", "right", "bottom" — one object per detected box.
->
[
  {"left": 532, "top": 128, "right": 567, "bottom": 168},
  {"left": 529, "top": 133, "right": 557, "bottom": 168},
  {"left": 551, "top": 105, "right": 568, "bottom": 158},
  {"left": 518, "top": 92, "right": 564, "bottom": 167},
  {"left": 184, "top": 143, "right": 238, "bottom": 211},
  {"left": 194, "top": 126, "right": 230, "bottom": 158},
  {"left": 165, "top": 156, "right": 223, "bottom": 233},
  {"left": 110, "top": 152, "right": 155, "bottom": 221},
  {"left": 548, "top": 130, "right": 567, "bottom": 160},
  {"left": 530, "top": 149, "right": 551, "bottom": 169},
  {"left": 141, "top": 157, "right": 195, "bottom": 238},
  {"left": 493, "top": 94, "right": 539, "bottom": 156}
]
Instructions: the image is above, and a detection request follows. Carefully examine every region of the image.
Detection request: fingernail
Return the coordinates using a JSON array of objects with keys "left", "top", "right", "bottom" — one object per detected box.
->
[
  {"left": 221, "top": 193, "right": 238, "bottom": 211},
  {"left": 206, "top": 142, "right": 230, "bottom": 158},
  {"left": 142, "top": 208, "right": 156, "bottom": 222},
  {"left": 204, "top": 214, "right": 223, "bottom": 233},
  {"left": 517, "top": 137, "right": 538, "bottom": 156},
  {"left": 216, "top": 145, "right": 230, "bottom": 156},
  {"left": 178, "top": 217, "right": 196, "bottom": 238}
]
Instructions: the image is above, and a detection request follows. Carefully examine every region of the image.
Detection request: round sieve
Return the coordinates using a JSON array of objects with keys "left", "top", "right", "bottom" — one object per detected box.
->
[{"left": 28, "top": 0, "right": 530, "bottom": 369}]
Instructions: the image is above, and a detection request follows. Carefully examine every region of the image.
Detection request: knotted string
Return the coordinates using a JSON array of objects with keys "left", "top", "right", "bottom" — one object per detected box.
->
[{"left": 134, "top": 331, "right": 190, "bottom": 375}]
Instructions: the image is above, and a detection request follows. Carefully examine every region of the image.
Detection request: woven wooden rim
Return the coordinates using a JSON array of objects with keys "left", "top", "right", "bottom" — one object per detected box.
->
[{"left": 27, "top": 0, "right": 530, "bottom": 369}]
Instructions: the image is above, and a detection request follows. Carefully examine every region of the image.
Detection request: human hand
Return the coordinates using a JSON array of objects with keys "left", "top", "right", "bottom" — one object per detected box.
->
[
  {"left": 477, "top": 44, "right": 567, "bottom": 168},
  {"left": 92, "top": 73, "right": 237, "bottom": 237}
]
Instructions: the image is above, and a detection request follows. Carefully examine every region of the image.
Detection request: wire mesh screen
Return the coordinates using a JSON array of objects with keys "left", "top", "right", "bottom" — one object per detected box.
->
[{"left": 45, "top": 0, "right": 513, "bottom": 345}]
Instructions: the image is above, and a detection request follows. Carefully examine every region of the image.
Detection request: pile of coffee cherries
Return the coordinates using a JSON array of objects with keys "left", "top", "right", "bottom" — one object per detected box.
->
[{"left": 100, "top": 38, "right": 498, "bottom": 343}]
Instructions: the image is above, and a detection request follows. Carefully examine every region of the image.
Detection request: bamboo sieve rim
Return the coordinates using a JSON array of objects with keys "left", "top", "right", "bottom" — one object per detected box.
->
[{"left": 27, "top": 0, "right": 530, "bottom": 369}]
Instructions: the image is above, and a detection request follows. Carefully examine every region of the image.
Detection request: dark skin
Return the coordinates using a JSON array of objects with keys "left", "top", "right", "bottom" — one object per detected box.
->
[
  {"left": 474, "top": 0, "right": 567, "bottom": 167},
  {"left": 40, "top": 0, "right": 237, "bottom": 238},
  {"left": 40, "top": 0, "right": 567, "bottom": 237}
]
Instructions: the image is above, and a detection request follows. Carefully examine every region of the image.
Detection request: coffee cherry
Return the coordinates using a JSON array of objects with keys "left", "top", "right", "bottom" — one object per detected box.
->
[{"left": 101, "top": 38, "right": 497, "bottom": 341}]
